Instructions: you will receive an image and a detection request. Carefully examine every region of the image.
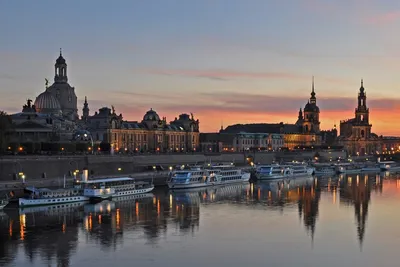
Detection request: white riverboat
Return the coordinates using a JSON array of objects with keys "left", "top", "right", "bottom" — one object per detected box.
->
[
  {"left": 379, "top": 161, "right": 400, "bottom": 171},
  {"left": 168, "top": 164, "right": 250, "bottom": 189},
  {"left": 314, "top": 167, "right": 336, "bottom": 176},
  {"left": 19, "top": 186, "right": 88, "bottom": 207},
  {"left": 76, "top": 177, "right": 154, "bottom": 199},
  {"left": 255, "top": 164, "right": 313, "bottom": 180},
  {"left": 19, "top": 170, "right": 154, "bottom": 207},
  {"left": 361, "top": 165, "right": 380, "bottom": 172},
  {"left": 336, "top": 163, "right": 362, "bottom": 174}
]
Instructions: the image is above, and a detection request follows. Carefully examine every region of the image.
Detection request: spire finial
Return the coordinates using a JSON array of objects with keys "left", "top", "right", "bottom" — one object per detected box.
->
[
  {"left": 84, "top": 96, "right": 87, "bottom": 103},
  {"left": 361, "top": 78, "right": 363, "bottom": 87},
  {"left": 60, "top": 48, "right": 62, "bottom": 56},
  {"left": 312, "top": 76, "right": 315, "bottom": 93}
]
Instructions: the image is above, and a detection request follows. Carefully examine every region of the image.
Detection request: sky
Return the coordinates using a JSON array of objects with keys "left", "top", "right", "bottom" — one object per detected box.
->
[{"left": 1, "top": 0, "right": 400, "bottom": 135}]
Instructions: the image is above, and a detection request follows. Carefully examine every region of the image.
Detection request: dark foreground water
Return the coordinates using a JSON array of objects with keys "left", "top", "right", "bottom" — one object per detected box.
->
[{"left": 1, "top": 172, "right": 400, "bottom": 267}]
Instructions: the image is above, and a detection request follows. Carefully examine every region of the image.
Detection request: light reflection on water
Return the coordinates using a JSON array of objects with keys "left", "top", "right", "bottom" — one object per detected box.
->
[{"left": 1, "top": 172, "right": 400, "bottom": 267}]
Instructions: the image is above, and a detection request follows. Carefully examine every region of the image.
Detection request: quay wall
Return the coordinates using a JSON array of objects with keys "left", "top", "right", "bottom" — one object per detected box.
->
[{"left": 0, "top": 151, "right": 346, "bottom": 184}]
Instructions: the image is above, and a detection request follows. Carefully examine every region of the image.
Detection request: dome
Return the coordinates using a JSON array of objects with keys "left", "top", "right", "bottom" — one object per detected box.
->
[
  {"left": 34, "top": 91, "right": 62, "bottom": 114},
  {"left": 304, "top": 102, "right": 320, "bottom": 113},
  {"left": 56, "top": 54, "right": 66, "bottom": 64},
  {"left": 178, "top": 113, "right": 190, "bottom": 121},
  {"left": 143, "top": 108, "right": 160, "bottom": 121}
]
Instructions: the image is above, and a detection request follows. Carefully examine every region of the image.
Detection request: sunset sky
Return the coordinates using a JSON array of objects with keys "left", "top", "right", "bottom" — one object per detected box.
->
[{"left": 1, "top": 0, "right": 400, "bottom": 135}]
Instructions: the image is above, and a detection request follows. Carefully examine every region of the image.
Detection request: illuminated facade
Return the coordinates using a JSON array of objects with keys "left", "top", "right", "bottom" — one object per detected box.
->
[{"left": 87, "top": 108, "right": 200, "bottom": 152}]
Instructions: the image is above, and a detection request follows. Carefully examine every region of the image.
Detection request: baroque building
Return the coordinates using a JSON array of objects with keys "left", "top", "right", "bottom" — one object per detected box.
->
[
  {"left": 337, "top": 80, "right": 381, "bottom": 155},
  {"left": 86, "top": 107, "right": 200, "bottom": 152}
]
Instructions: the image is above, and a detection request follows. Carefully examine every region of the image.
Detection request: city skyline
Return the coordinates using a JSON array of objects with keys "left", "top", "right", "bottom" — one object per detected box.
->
[{"left": 2, "top": 1, "right": 400, "bottom": 135}]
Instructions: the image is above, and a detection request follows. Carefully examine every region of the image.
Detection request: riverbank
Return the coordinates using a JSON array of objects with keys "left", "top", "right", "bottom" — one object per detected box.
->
[{"left": 0, "top": 151, "right": 346, "bottom": 184}]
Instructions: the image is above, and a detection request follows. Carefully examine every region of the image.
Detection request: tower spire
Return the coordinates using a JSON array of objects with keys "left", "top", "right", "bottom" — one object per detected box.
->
[
  {"left": 312, "top": 76, "right": 315, "bottom": 93},
  {"left": 310, "top": 76, "right": 316, "bottom": 104},
  {"left": 60, "top": 48, "right": 62, "bottom": 56}
]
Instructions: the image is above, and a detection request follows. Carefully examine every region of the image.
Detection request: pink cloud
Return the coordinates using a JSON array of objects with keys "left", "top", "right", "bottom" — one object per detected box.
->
[
  {"left": 366, "top": 10, "right": 400, "bottom": 25},
  {"left": 143, "top": 68, "right": 305, "bottom": 81},
  {"left": 141, "top": 68, "right": 350, "bottom": 85}
]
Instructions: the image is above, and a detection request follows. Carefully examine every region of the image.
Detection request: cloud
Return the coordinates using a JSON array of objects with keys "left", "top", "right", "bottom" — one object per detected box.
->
[
  {"left": 141, "top": 68, "right": 351, "bottom": 85},
  {"left": 142, "top": 68, "right": 305, "bottom": 81},
  {"left": 0, "top": 73, "right": 18, "bottom": 81},
  {"left": 366, "top": 10, "right": 400, "bottom": 25}
]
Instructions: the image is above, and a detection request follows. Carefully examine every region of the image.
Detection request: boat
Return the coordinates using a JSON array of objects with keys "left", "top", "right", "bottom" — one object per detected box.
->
[
  {"left": 168, "top": 164, "right": 250, "bottom": 189},
  {"left": 336, "top": 163, "right": 362, "bottom": 174},
  {"left": 18, "top": 170, "right": 154, "bottom": 207},
  {"left": 75, "top": 177, "right": 154, "bottom": 198},
  {"left": 360, "top": 165, "right": 380, "bottom": 172},
  {"left": 314, "top": 167, "right": 336, "bottom": 176},
  {"left": 19, "top": 186, "right": 88, "bottom": 207},
  {"left": 379, "top": 161, "right": 400, "bottom": 171},
  {"left": 255, "top": 164, "right": 313, "bottom": 180}
]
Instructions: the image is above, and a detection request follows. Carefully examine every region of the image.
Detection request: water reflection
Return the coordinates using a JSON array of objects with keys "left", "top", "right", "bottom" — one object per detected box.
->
[{"left": 1, "top": 171, "right": 400, "bottom": 267}]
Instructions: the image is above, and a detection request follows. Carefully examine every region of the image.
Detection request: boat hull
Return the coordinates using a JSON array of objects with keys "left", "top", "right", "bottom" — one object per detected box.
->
[
  {"left": 19, "top": 195, "right": 89, "bottom": 207},
  {"left": 257, "top": 173, "right": 312, "bottom": 180},
  {"left": 18, "top": 186, "right": 154, "bottom": 207}
]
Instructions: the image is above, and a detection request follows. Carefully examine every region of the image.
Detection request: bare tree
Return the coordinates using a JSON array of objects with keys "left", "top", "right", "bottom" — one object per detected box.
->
[{"left": 0, "top": 111, "right": 13, "bottom": 154}]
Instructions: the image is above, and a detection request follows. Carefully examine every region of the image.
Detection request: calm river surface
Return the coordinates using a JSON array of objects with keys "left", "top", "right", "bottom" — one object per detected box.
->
[{"left": 1, "top": 172, "right": 400, "bottom": 267}]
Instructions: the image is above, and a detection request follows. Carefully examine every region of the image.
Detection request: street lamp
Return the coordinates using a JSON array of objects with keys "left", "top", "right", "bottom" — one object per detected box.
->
[{"left": 83, "top": 133, "right": 94, "bottom": 154}]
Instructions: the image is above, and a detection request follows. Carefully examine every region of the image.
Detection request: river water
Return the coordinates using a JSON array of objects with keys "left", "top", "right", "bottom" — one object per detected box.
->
[{"left": 1, "top": 172, "right": 400, "bottom": 267}]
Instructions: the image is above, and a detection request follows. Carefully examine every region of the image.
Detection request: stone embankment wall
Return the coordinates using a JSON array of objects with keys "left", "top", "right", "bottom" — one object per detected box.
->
[{"left": 0, "top": 150, "right": 346, "bottom": 183}]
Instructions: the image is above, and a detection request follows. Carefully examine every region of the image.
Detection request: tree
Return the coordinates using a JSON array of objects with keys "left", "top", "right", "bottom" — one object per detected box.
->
[{"left": 0, "top": 111, "right": 13, "bottom": 154}]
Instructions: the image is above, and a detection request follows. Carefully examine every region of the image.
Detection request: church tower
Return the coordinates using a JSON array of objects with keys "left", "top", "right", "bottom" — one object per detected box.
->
[
  {"left": 355, "top": 79, "right": 369, "bottom": 124},
  {"left": 46, "top": 49, "right": 78, "bottom": 121},
  {"left": 354, "top": 79, "right": 372, "bottom": 140},
  {"left": 54, "top": 49, "right": 68, "bottom": 83},
  {"left": 302, "top": 77, "right": 320, "bottom": 133},
  {"left": 82, "top": 96, "right": 89, "bottom": 122}
]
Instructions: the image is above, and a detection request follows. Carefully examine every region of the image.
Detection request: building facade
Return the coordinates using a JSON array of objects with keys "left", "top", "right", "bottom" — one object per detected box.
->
[
  {"left": 86, "top": 108, "right": 200, "bottom": 152},
  {"left": 337, "top": 80, "right": 381, "bottom": 155},
  {"left": 200, "top": 131, "right": 285, "bottom": 152}
]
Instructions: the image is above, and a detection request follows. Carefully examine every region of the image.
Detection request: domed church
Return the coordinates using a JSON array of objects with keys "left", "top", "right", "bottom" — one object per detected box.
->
[
  {"left": 7, "top": 51, "right": 201, "bottom": 153},
  {"left": 35, "top": 49, "right": 78, "bottom": 120},
  {"left": 8, "top": 50, "right": 84, "bottom": 152}
]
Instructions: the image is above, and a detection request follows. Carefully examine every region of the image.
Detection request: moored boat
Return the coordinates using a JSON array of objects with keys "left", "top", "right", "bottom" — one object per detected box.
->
[
  {"left": 18, "top": 187, "right": 88, "bottom": 207},
  {"left": 168, "top": 164, "right": 250, "bottom": 189},
  {"left": 75, "top": 177, "right": 154, "bottom": 198},
  {"left": 314, "top": 167, "right": 336, "bottom": 176},
  {"left": 336, "top": 163, "right": 362, "bottom": 174},
  {"left": 255, "top": 164, "right": 313, "bottom": 180},
  {"left": 379, "top": 161, "right": 400, "bottom": 171}
]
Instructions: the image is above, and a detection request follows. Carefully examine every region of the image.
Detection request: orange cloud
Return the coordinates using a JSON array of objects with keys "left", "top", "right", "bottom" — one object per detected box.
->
[{"left": 366, "top": 10, "right": 400, "bottom": 25}]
